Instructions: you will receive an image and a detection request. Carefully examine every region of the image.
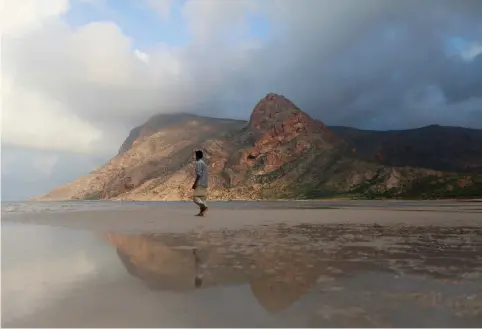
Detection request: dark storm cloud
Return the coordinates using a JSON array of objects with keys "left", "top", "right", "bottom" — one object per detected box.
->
[
  {"left": 202, "top": 0, "right": 482, "bottom": 129},
  {"left": 439, "top": 53, "right": 482, "bottom": 103}
]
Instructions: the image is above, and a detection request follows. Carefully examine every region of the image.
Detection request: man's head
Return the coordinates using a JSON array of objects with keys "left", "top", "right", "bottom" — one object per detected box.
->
[{"left": 195, "top": 150, "right": 203, "bottom": 160}]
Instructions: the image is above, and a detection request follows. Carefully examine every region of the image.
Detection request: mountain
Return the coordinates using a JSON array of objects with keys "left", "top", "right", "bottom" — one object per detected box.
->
[
  {"left": 330, "top": 125, "right": 482, "bottom": 174},
  {"left": 34, "top": 93, "right": 482, "bottom": 201}
]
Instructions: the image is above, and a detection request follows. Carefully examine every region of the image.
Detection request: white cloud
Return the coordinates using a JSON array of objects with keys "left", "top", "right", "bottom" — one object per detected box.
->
[
  {"left": 0, "top": 0, "right": 69, "bottom": 36},
  {"left": 134, "top": 49, "right": 150, "bottom": 64},
  {"left": 1, "top": 10, "right": 178, "bottom": 154},
  {"left": 1, "top": 0, "right": 259, "bottom": 156},
  {"left": 2, "top": 77, "right": 103, "bottom": 153}
]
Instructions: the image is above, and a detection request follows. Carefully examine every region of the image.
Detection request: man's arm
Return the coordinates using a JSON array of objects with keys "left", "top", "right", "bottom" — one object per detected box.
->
[
  {"left": 193, "top": 175, "right": 200, "bottom": 189},
  {"left": 193, "top": 162, "right": 203, "bottom": 189}
]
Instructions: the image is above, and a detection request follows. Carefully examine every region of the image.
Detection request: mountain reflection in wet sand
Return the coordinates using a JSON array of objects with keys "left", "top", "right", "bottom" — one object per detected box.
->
[
  {"left": 106, "top": 223, "right": 482, "bottom": 326},
  {"left": 2, "top": 220, "right": 482, "bottom": 327}
]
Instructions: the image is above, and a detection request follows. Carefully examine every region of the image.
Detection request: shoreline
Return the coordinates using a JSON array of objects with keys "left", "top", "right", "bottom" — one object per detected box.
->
[
  {"left": 25, "top": 197, "right": 482, "bottom": 203},
  {"left": 4, "top": 204, "right": 482, "bottom": 234}
]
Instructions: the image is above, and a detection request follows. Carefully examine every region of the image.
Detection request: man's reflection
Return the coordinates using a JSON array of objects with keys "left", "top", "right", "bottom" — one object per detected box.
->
[
  {"left": 107, "top": 232, "right": 322, "bottom": 313},
  {"left": 193, "top": 248, "right": 203, "bottom": 288}
]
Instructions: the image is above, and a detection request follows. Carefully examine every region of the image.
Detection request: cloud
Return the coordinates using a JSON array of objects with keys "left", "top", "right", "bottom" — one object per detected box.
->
[
  {"left": 235, "top": 0, "right": 482, "bottom": 130},
  {"left": 2, "top": 0, "right": 482, "bottom": 160},
  {"left": 0, "top": 0, "right": 69, "bottom": 36},
  {"left": 134, "top": 49, "right": 150, "bottom": 64},
  {"left": 2, "top": 77, "right": 103, "bottom": 153},
  {"left": 1, "top": 0, "right": 261, "bottom": 155}
]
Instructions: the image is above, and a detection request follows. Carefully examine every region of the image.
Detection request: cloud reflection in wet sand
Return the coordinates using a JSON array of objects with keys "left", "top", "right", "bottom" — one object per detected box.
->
[
  {"left": 3, "top": 222, "right": 482, "bottom": 327},
  {"left": 106, "top": 223, "right": 482, "bottom": 326}
]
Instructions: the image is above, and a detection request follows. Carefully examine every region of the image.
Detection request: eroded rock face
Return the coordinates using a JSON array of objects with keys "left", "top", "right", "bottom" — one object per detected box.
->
[
  {"left": 222, "top": 93, "right": 343, "bottom": 184},
  {"left": 34, "top": 93, "right": 482, "bottom": 201},
  {"left": 248, "top": 93, "right": 300, "bottom": 132}
]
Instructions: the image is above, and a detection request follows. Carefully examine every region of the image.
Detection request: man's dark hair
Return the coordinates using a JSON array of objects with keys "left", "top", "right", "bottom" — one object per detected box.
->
[{"left": 195, "top": 150, "right": 203, "bottom": 159}]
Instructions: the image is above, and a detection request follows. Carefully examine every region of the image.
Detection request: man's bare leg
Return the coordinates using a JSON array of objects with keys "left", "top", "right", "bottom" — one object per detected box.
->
[
  {"left": 193, "top": 196, "right": 203, "bottom": 216},
  {"left": 199, "top": 204, "right": 208, "bottom": 216},
  {"left": 193, "top": 192, "right": 208, "bottom": 216},
  {"left": 195, "top": 196, "right": 208, "bottom": 216}
]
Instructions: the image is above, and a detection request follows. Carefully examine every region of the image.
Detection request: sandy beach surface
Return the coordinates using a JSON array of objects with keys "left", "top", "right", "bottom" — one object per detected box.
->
[{"left": 2, "top": 200, "right": 482, "bottom": 327}]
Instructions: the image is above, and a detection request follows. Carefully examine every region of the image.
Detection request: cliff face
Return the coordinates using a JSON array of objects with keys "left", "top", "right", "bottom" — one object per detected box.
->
[
  {"left": 35, "top": 115, "right": 245, "bottom": 201},
  {"left": 34, "top": 93, "right": 482, "bottom": 201}
]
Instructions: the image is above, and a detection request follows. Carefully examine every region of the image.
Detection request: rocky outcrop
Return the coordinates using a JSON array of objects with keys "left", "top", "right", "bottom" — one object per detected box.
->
[
  {"left": 34, "top": 93, "right": 482, "bottom": 201},
  {"left": 218, "top": 94, "right": 346, "bottom": 190},
  {"left": 248, "top": 93, "right": 338, "bottom": 143}
]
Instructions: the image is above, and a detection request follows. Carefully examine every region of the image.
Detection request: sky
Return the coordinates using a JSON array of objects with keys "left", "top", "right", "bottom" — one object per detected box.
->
[{"left": 1, "top": 0, "right": 482, "bottom": 201}]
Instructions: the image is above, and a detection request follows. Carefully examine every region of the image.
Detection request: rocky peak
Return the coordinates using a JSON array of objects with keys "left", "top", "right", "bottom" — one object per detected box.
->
[
  {"left": 248, "top": 93, "right": 302, "bottom": 133},
  {"left": 247, "top": 93, "right": 338, "bottom": 143},
  {"left": 221, "top": 93, "right": 343, "bottom": 183}
]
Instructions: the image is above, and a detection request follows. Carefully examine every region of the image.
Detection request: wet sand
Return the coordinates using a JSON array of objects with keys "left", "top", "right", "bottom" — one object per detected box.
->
[
  {"left": 3, "top": 201, "right": 482, "bottom": 233},
  {"left": 2, "top": 201, "right": 482, "bottom": 327}
]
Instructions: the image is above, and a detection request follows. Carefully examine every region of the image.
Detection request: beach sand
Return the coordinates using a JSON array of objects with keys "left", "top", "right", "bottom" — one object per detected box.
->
[
  {"left": 2, "top": 201, "right": 482, "bottom": 327},
  {"left": 4, "top": 200, "right": 482, "bottom": 233}
]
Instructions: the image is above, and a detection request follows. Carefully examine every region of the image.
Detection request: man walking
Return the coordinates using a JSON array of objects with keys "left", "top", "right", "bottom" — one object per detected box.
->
[{"left": 192, "top": 150, "right": 208, "bottom": 216}]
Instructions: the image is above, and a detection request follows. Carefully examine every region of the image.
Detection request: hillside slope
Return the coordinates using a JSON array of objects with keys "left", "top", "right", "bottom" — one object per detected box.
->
[
  {"left": 330, "top": 125, "right": 482, "bottom": 174},
  {"left": 34, "top": 94, "right": 482, "bottom": 201}
]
